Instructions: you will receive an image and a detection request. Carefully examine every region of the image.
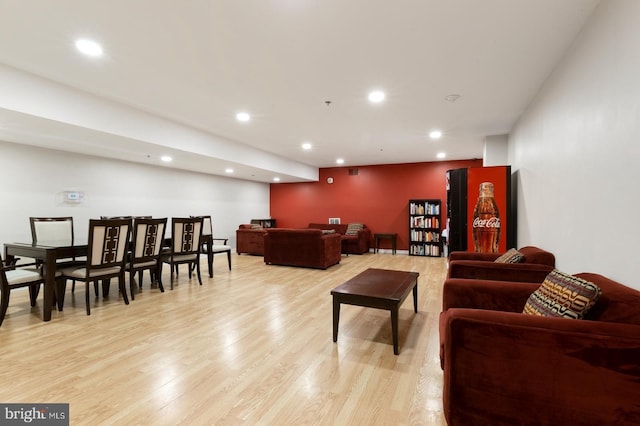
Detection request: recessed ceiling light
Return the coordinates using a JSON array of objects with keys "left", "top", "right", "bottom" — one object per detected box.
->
[
  {"left": 273, "top": 177, "right": 281, "bottom": 182},
  {"left": 160, "top": 155, "right": 172, "bottom": 162},
  {"left": 75, "top": 39, "right": 103, "bottom": 57},
  {"left": 236, "top": 112, "right": 251, "bottom": 122},
  {"left": 368, "top": 90, "right": 385, "bottom": 103},
  {"left": 336, "top": 158, "right": 345, "bottom": 165},
  {"left": 445, "top": 94, "right": 461, "bottom": 102},
  {"left": 437, "top": 152, "right": 446, "bottom": 159},
  {"left": 225, "top": 168, "right": 234, "bottom": 173},
  {"left": 301, "top": 142, "right": 312, "bottom": 150},
  {"left": 429, "top": 130, "right": 443, "bottom": 139}
]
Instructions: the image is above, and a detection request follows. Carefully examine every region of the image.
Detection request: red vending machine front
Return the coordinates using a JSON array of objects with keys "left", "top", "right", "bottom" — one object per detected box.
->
[{"left": 466, "top": 166, "right": 511, "bottom": 253}]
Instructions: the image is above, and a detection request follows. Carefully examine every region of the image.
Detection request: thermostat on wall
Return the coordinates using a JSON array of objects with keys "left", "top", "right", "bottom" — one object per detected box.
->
[{"left": 63, "top": 191, "right": 84, "bottom": 204}]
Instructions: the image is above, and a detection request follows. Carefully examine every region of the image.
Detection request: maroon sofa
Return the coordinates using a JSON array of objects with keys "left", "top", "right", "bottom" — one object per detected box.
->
[
  {"left": 264, "top": 228, "right": 342, "bottom": 269},
  {"left": 440, "top": 273, "right": 640, "bottom": 425},
  {"left": 308, "top": 223, "right": 371, "bottom": 254},
  {"left": 447, "top": 246, "right": 556, "bottom": 281},
  {"left": 236, "top": 224, "right": 267, "bottom": 255}
]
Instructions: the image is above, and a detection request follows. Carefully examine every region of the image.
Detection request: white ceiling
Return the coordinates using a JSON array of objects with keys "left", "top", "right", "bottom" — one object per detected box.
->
[{"left": 0, "top": 0, "right": 599, "bottom": 182}]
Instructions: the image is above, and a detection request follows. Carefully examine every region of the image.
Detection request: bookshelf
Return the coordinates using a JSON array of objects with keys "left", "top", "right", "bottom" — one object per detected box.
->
[{"left": 408, "top": 199, "right": 442, "bottom": 257}]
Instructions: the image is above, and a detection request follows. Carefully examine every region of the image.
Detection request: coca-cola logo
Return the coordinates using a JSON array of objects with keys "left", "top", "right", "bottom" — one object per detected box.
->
[{"left": 472, "top": 216, "right": 501, "bottom": 228}]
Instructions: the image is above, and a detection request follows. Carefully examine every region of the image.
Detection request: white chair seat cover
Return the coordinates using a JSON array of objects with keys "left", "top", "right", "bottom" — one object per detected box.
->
[
  {"left": 62, "top": 266, "right": 121, "bottom": 279},
  {"left": 126, "top": 260, "right": 157, "bottom": 269},
  {"left": 6, "top": 268, "right": 42, "bottom": 285},
  {"left": 162, "top": 254, "right": 198, "bottom": 262},
  {"left": 211, "top": 245, "right": 232, "bottom": 253}
]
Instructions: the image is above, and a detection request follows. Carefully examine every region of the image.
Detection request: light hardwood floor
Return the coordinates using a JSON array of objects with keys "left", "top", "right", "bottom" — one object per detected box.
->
[{"left": 1, "top": 252, "right": 447, "bottom": 425}]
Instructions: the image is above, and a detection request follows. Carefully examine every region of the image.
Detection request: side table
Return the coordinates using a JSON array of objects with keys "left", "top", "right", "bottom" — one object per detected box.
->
[{"left": 373, "top": 233, "right": 397, "bottom": 255}]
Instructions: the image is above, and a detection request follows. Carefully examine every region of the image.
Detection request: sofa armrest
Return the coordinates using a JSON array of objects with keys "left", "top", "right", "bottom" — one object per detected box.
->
[
  {"left": 449, "top": 251, "right": 501, "bottom": 261},
  {"left": 358, "top": 227, "right": 372, "bottom": 244},
  {"left": 442, "top": 278, "right": 540, "bottom": 312},
  {"left": 442, "top": 309, "right": 640, "bottom": 425},
  {"left": 447, "top": 260, "right": 553, "bottom": 281}
]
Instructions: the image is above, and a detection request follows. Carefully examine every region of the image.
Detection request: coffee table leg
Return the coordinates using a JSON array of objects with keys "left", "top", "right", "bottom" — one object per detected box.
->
[
  {"left": 333, "top": 297, "right": 340, "bottom": 342},
  {"left": 391, "top": 305, "right": 399, "bottom": 355},
  {"left": 413, "top": 282, "right": 418, "bottom": 313}
]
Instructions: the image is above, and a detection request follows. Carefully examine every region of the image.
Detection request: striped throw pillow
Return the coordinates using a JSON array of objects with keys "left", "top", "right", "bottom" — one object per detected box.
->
[
  {"left": 494, "top": 248, "right": 524, "bottom": 263},
  {"left": 523, "top": 270, "right": 601, "bottom": 320},
  {"left": 345, "top": 223, "right": 364, "bottom": 236}
]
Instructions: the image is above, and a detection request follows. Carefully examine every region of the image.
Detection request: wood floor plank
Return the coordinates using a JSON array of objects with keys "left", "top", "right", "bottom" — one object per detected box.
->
[{"left": 0, "top": 252, "right": 447, "bottom": 425}]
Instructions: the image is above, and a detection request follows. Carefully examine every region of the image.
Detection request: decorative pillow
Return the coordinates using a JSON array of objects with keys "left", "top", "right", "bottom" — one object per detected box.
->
[
  {"left": 321, "top": 229, "right": 336, "bottom": 234},
  {"left": 523, "top": 270, "right": 602, "bottom": 320},
  {"left": 250, "top": 224, "right": 262, "bottom": 229},
  {"left": 345, "top": 223, "right": 364, "bottom": 236},
  {"left": 494, "top": 248, "right": 524, "bottom": 264}
]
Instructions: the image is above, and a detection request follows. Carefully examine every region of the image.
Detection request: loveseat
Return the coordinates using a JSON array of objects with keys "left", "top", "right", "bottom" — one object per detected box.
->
[
  {"left": 440, "top": 273, "right": 640, "bottom": 425},
  {"left": 308, "top": 223, "right": 371, "bottom": 254},
  {"left": 447, "top": 246, "right": 556, "bottom": 281},
  {"left": 264, "top": 228, "right": 342, "bottom": 269},
  {"left": 236, "top": 224, "right": 267, "bottom": 255}
]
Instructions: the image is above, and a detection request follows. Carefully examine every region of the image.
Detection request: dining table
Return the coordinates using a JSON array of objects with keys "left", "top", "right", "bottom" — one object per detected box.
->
[
  {"left": 4, "top": 233, "right": 215, "bottom": 322},
  {"left": 4, "top": 240, "right": 87, "bottom": 322}
]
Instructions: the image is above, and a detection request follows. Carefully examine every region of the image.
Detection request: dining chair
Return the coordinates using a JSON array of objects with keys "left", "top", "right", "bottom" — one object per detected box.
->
[
  {"left": 30, "top": 216, "right": 74, "bottom": 245},
  {"left": 192, "top": 215, "right": 232, "bottom": 277},
  {"left": 29, "top": 216, "right": 84, "bottom": 292},
  {"left": 57, "top": 218, "right": 132, "bottom": 315},
  {"left": 126, "top": 217, "right": 167, "bottom": 300},
  {"left": 0, "top": 254, "right": 44, "bottom": 327},
  {"left": 161, "top": 217, "right": 203, "bottom": 289}
]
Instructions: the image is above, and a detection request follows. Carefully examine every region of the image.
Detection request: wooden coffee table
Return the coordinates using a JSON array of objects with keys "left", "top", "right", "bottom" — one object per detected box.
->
[{"left": 331, "top": 268, "right": 419, "bottom": 355}]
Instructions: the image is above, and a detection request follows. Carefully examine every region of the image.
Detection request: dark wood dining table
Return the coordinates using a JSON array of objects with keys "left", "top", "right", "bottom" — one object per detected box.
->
[
  {"left": 4, "top": 240, "right": 87, "bottom": 322},
  {"left": 4, "top": 234, "right": 215, "bottom": 322}
]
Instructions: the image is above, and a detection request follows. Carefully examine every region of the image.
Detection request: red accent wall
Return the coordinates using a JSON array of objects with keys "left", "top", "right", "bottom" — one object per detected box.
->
[{"left": 269, "top": 159, "right": 482, "bottom": 250}]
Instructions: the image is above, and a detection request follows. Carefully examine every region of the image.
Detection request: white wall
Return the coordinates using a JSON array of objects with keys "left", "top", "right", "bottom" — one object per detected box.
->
[
  {"left": 483, "top": 135, "right": 509, "bottom": 166},
  {"left": 509, "top": 0, "right": 640, "bottom": 289},
  {"left": 0, "top": 140, "right": 270, "bottom": 248}
]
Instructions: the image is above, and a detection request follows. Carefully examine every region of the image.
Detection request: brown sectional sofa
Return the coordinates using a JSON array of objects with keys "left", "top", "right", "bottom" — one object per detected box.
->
[
  {"left": 440, "top": 273, "right": 640, "bottom": 425},
  {"left": 308, "top": 223, "right": 371, "bottom": 254},
  {"left": 264, "top": 228, "right": 342, "bottom": 269},
  {"left": 236, "top": 224, "right": 267, "bottom": 255}
]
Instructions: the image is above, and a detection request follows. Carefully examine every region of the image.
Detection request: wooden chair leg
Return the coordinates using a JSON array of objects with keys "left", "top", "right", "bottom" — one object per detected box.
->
[
  {"left": 196, "top": 261, "right": 203, "bottom": 286},
  {"left": 85, "top": 282, "right": 91, "bottom": 315},
  {"left": 157, "top": 263, "right": 165, "bottom": 292},
  {"left": 54, "top": 278, "right": 67, "bottom": 311},
  {"left": 28, "top": 284, "right": 40, "bottom": 307},
  {"left": 226, "top": 251, "right": 232, "bottom": 270},
  {"left": 0, "top": 286, "right": 10, "bottom": 327},
  {"left": 119, "top": 275, "right": 129, "bottom": 305},
  {"left": 129, "top": 271, "right": 137, "bottom": 301},
  {"left": 170, "top": 263, "right": 175, "bottom": 290}
]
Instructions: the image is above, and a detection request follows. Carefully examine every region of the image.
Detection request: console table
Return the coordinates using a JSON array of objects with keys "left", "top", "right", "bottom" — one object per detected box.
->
[{"left": 373, "top": 233, "right": 397, "bottom": 254}]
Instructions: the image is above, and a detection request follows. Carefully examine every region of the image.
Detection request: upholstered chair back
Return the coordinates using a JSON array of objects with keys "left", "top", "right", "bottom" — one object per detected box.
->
[{"left": 30, "top": 217, "right": 74, "bottom": 245}]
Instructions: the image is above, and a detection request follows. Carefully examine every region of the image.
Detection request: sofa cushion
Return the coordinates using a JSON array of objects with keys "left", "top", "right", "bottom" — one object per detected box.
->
[
  {"left": 345, "top": 223, "right": 363, "bottom": 236},
  {"left": 523, "top": 269, "right": 602, "bottom": 320},
  {"left": 494, "top": 248, "right": 524, "bottom": 264}
]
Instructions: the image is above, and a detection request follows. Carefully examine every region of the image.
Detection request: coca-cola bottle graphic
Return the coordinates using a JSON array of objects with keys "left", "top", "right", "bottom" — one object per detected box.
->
[{"left": 472, "top": 182, "right": 500, "bottom": 253}]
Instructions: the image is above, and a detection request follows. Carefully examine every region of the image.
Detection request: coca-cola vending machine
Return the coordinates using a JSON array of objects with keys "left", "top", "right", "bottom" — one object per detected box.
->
[{"left": 446, "top": 165, "right": 516, "bottom": 254}]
